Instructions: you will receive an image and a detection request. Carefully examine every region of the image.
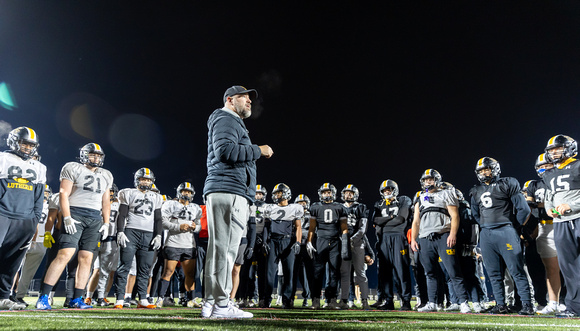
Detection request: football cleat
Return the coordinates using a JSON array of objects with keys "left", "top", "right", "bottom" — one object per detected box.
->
[
  {"left": 70, "top": 297, "right": 93, "bottom": 309},
  {"left": 35, "top": 295, "right": 52, "bottom": 310}
]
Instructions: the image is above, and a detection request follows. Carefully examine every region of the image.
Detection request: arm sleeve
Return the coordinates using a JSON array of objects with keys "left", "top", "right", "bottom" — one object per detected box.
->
[
  {"left": 117, "top": 204, "right": 129, "bottom": 233},
  {"left": 246, "top": 217, "right": 257, "bottom": 249},
  {"left": 153, "top": 208, "right": 163, "bottom": 236},
  {"left": 33, "top": 183, "right": 44, "bottom": 221},
  {"left": 211, "top": 116, "right": 261, "bottom": 164},
  {"left": 470, "top": 197, "right": 481, "bottom": 224}
]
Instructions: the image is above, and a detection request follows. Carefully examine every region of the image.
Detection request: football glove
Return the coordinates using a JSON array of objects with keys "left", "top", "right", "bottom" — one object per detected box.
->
[
  {"left": 117, "top": 232, "right": 130, "bottom": 248},
  {"left": 43, "top": 231, "right": 55, "bottom": 248},
  {"left": 99, "top": 224, "right": 109, "bottom": 240},
  {"left": 244, "top": 246, "right": 254, "bottom": 260},
  {"left": 306, "top": 241, "right": 317, "bottom": 259},
  {"left": 63, "top": 216, "right": 80, "bottom": 234},
  {"left": 151, "top": 235, "right": 162, "bottom": 250},
  {"left": 292, "top": 241, "right": 301, "bottom": 255}
]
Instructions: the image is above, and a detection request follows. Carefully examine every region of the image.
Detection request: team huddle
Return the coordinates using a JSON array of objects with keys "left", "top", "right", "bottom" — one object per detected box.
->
[{"left": 0, "top": 125, "right": 579, "bottom": 319}]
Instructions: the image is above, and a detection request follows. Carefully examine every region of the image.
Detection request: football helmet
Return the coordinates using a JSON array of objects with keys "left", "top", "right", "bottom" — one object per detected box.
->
[
  {"left": 534, "top": 153, "right": 552, "bottom": 177},
  {"left": 318, "top": 183, "right": 336, "bottom": 202},
  {"left": 134, "top": 167, "right": 155, "bottom": 191},
  {"left": 44, "top": 184, "right": 52, "bottom": 200},
  {"left": 151, "top": 183, "right": 160, "bottom": 193},
  {"left": 545, "top": 134, "right": 577, "bottom": 163},
  {"left": 440, "top": 181, "right": 454, "bottom": 190},
  {"left": 455, "top": 188, "right": 465, "bottom": 201},
  {"left": 272, "top": 183, "right": 291, "bottom": 203},
  {"left": 110, "top": 183, "right": 119, "bottom": 200},
  {"left": 341, "top": 184, "right": 359, "bottom": 202},
  {"left": 79, "top": 143, "right": 105, "bottom": 167},
  {"left": 177, "top": 182, "right": 195, "bottom": 202},
  {"left": 294, "top": 194, "right": 311, "bottom": 210},
  {"left": 420, "top": 169, "right": 442, "bottom": 191},
  {"left": 522, "top": 180, "right": 532, "bottom": 194},
  {"left": 32, "top": 150, "right": 41, "bottom": 161},
  {"left": 379, "top": 180, "right": 399, "bottom": 200},
  {"left": 7, "top": 126, "right": 39, "bottom": 160},
  {"left": 475, "top": 157, "right": 500, "bottom": 183},
  {"left": 255, "top": 184, "right": 267, "bottom": 202}
]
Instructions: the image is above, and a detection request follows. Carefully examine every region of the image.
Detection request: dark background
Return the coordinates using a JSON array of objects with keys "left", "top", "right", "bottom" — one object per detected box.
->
[{"left": 1, "top": 1, "right": 579, "bottom": 208}]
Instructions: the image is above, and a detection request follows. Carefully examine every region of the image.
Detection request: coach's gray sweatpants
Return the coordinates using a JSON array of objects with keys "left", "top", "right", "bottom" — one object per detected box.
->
[{"left": 204, "top": 193, "right": 248, "bottom": 307}]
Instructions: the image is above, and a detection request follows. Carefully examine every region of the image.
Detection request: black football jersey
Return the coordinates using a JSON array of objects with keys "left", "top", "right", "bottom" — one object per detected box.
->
[
  {"left": 310, "top": 201, "right": 347, "bottom": 238},
  {"left": 526, "top": 179, "right": 551, "bottom": 222},
  {"left": 372, "top": 196, "right": 412, "bottom": 234},
  {"left": 469, "top": 177, "right": 529, "bottom": 228},
  {"left": 542, "top": 158, "right": 580, "bottom": 192},
  {"left": 344, "top": 202, "right": 369, "bottom": 235}
]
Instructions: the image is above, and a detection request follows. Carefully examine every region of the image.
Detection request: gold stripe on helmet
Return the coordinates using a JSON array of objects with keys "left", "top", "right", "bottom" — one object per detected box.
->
[
  {"left": 523, "top": 180, "right": 531, "bottom": 189},
  {"left": 93, "top": 143, "right": 102, "bottom": 152},
  {"left": 27, "top": 127, "right": 36, "bottom": 140},
  {"left": 145, "top": 168, "right": 150, "bottom": 176},
  {"left": 323, "top": 183, "right": 329, "bottom": 189},
  {"left": 425, "top": 169, "right": 431, "bottom": 176},
  {"left": 548, "top": 136, "right": 557, "bottom": 146}
]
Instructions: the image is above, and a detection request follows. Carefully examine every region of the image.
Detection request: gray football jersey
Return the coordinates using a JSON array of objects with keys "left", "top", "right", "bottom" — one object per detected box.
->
[
  {"left": 264, "top": 203, "right": 304, "bottom": 236},
  {"left": 48, "top": 193, "right": 60, "bottom": 210},
  {"left": 418, "top": 189, "right": 458, "bottom": 238},
  {"left": 60, "top": 162, "right": 113, "bottom": 211},
  {"left": 118, "top": 188, "right": 163, "bottom": 232},
  {"left": 162, "top": 200, "right": 202, "bottom": 248}
]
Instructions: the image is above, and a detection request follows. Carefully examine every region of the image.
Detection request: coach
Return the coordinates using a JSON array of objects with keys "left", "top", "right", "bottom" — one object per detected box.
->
[{"left": 202, "top": 85, "right": 273, "bottom": 319}]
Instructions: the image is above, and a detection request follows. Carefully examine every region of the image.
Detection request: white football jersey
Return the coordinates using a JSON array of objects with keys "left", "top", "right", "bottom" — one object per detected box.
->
[
  {"left": 264, "top": 203, "right": 304, "bottom": 236},
  {"left": 60, "top": 162, "right": 113, "bottom": 211},
  {"left": 162, "top": 200, "right": 202, "bottom": 248},
  {"left": 118, "top": 188, "right": 163, "bottom": 232},
  {"left": 109, "top": 200, "right": 120, "bottom": 237}
]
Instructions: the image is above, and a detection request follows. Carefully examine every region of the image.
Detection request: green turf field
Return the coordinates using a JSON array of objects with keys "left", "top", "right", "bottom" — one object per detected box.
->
[{"left": 1, "top": 299, "right": 579, "bottom": 330}]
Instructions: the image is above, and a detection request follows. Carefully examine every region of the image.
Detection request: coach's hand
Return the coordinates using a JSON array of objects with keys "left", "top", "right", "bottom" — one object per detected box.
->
[
  {"left": 43, "top": 231, "right": 55, "bottom": 248},
  {"left": 63, "top": 216, "right": 80, "bottom": 234},
  {"left": 151, "top": 235, "right": 162, "bottom": 250},
  {"left": 259, "top": 145, "right": 274, "bottom": 158},
  {"left": 306, "top": 241, "right": 317, "bottom": 259},
  {"left": 117, "top": 232, "right": 130, "bottom": 248},
  {"left": 99, "top": 224, "right": 109, "bottom": 240}
]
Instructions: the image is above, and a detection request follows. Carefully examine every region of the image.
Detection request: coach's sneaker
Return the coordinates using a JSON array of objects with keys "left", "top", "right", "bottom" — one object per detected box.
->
[
  {"left": 444, "top": 303, "right": 461, "bottom": 311},
  {"left": 70, "top": 297, "right": 93, "bottom": 309},
  {"left": 211, "top": 301, "right": 253, "bottom": 319},
  {"left": 35, "top": 295, "right": 52, "bottom": 310},
  {"left": 519, "top": 302, "right": 535, "bottom": 315},
  {"left": 472, "top": 302, "right": 483, "bottom": 313},
  {"left": 0, "top": 298, "right": 25, "bottom": 311},
  {"left": 417, "top": 302, "right": 437, "bottom": 312},
  {"left": 201, "top": 301, "right": 213, "bottom": 318},
  {"left": 537, "top": 302, "right": 558, "bottom": 315},
  {"left": 460, "top": 302, "right": 472, "bottom": 314},
  {"left": 489, "top": 304, "right": 509, "bottom": 314}
]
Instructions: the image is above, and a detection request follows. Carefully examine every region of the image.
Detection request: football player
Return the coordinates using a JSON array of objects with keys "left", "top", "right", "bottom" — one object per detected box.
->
[
  {"left": 113, "top": 168, "right": 163, "bottom": 309},
  {"left": 543, "top": 135, "right": 580, "bottom": 317},
  {"left": 262, "top": 183, "right": 303, "bottom": 309},
  {"left": 292, "top": 194, "right": 315, "bottom": 307},
  {"left": 372, "top": 180, "right": 413, "bottom": 311},
  {"left": 13, "top": 184, "right": 52, "bottom": 307},
  {"left": 37, "top": 143, "right": 111, "bottom": 310},
  {"left": 251, "top": 185, "right": 270, "bottom": 308},
  {"left": 156, "top": 182, "right": 202, "bottom": 308},
  {"left": 469, "top": 157, "right": 533, "bottom": 315},
  {"left": 338, "top": 185, "right": 371, "bottom": 310},
  {"left": 526, "top": 153, "right": 561, "bottom": 315},
  {"left": 410, "top": 169, "right": 471, "bottom": 314},
  {"left": 307, "top": 183, "right": 348, "bottom": 310}
]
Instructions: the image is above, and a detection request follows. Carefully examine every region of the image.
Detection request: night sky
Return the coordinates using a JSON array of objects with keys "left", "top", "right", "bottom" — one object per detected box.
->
[{"left": 1, "top": 1, "right": 580, "bottom": 206}]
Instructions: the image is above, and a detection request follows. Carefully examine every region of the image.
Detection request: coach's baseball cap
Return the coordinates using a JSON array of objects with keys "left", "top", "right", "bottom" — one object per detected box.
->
[{"left": 223, "top": 85, "right": 258, "bottom": 104}]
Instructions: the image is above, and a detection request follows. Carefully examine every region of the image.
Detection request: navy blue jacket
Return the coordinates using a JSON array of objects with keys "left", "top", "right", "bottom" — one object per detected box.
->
[{"left": 203, "top": 108, "right": 261, "bottom": 203}]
